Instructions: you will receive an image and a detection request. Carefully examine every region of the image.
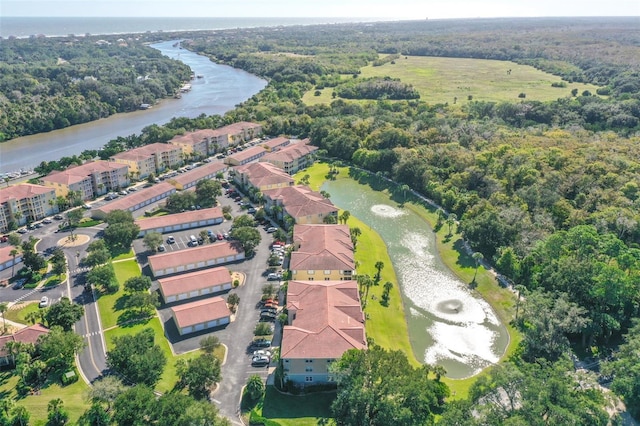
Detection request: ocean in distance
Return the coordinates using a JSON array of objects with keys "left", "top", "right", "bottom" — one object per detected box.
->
[{"left": 0, "top": 16, "right": 383, "bottom": 38}]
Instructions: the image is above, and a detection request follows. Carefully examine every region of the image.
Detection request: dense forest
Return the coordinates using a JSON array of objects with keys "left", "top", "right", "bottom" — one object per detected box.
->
[
  {"left": 7, "top": 17, "right": 640, "bottom": 423},
  {"left": 0, "top": 36, "right": 191, "bottom": 140}
]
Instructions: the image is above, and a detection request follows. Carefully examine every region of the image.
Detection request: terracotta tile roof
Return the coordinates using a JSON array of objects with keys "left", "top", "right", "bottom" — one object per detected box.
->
[
  {"left": 169, "top": 162, "right": 228, "bottom": 187},
  {"left": 136, "top": 207, "right": 223, "bottom": 231},
  {"left": 92, "top": 182, "right": 175, "bottom": 216},
  {"left": 227, "top": 146, "right": 266, "bottom": 163},
  {"left": 290, "top": 225, "right": 355, "bottom": 271},
  {"left": 0, "top": 183, "right": 54, "bottom": 203},
  {"left": 148, "top": 241, "right": 244, "bottom": 272},
  {"left": 0, "top": 324, "right": 50, "bottom": 357},
  {"left": 0, "top": 245, "right": 22, "bottom": 264},
  {"left": 234, "top": 162, "right": 294, "bottom": 188},
  {"left": 158, "top": 266, "right": 231, "bottom": 297},
  {"left": 42, "top": 161, "right": 127, "bottom": 185},
  {"left": 263, "top": 186, "right": 337, "bottom": 219},
  {"left": 171, "top": 296, "right": 231, "bottom": 328},
  {"left": 260, "top": 136, "right": 290, "bottom": 151},
  {"left": 261, "top": 140, "right": 317, "bottom": 163},
  {"left": 281, "top": 280, "right": 366, "bottom": 359},
  {"left": 111, "top": 143, "right": 180, "bottom": 161}
]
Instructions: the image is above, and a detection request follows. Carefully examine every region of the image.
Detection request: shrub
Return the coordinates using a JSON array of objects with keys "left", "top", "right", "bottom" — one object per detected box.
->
[{"left": 61, "top": 369, "right": 78, "bottom": 386}]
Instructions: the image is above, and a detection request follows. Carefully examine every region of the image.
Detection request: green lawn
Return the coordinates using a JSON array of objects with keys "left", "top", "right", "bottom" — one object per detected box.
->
[
  {"left": 97, "top": 259, "right": 140, "bottom": 329},
  {"left": 111, "top": 249, "right": 135, "bottom": 261},
  {"left": 0, "top": 370, "right": 89, "bottom": 425},
  {"left": 4, "top": 301, "right": 40, "bottom": 324},
  {"left": 250, "top": 386, "right": 335, "bottom": 426},
  {"left": 303, "top": 56, "right": 601, "bottom": 105}
]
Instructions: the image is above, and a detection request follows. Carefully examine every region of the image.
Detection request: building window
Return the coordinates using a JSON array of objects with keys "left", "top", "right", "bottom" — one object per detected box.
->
[
  {"left": 305, "top": 367, "right": 313, "bottom": 372},
  {"left": 307, "top": 270, "right": 315, "bottom": 275},
  {"left": 305, "top": 359, "right": 313, "bottom": 363},
  {"left": 324, "top": 270, "right": 331, "bottom": 275},
  {"left": 305, "top": 376, "right": 313, "bottom": 382}
]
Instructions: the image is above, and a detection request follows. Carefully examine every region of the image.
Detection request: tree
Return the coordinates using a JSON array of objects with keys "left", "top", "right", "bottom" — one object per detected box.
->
[
  {"left": 142, "top": 232, "right": 163, "bottom": 253},
  {"left": 231, "top": 227, "right": 261, "bottom": 256},
  {"left": 88, "top": 376, "right": 126, "bottom": 410},
  {"left": 246, "top": 375, "right": 265, "bottom": 401},
  {"left": 50, "top": 247, "right": 67, "bottom": 275},
  {"left": 37, "top": 326, "right": 85, "bottom": 371},
  {"left": 471, "top": 252, "right": 484, "bottom": 283},
  {"left": 44, "top": 298, "right": 83, "bottom": 331},
  {"left": 165, "top": 191, "right": 197, "bottom": 213},
  {"left": 603, "top": 320, "right": 640, "bottom": 420},
  {"left": 199, "top": 335, "right": 220, "bottom": 354},
  {"left": 357, "top": 274, "right": 373, "bottom": 307},
  {"left": 10, "top": 405, "right": 30, "bottom": 426},
  {"left": 195, "top": 179, "right": 222, "bottom": 208},
  {"left": 446, "top": 213, "right": 457, "bottom": 237},
  {"left": 254, "top": 322, "right": 273, "bottom": 336},
  {"left": 233, "top": 214, "right": 256, "bottom": 228},
  {"left": 227, "top": 293, "right": 240, "bottom": 307},
  {"left": 336, "top": 209, "right": 348, "bottom": 224},
  {"left": 124, "top": 292, "right": 159, "bottom": 315},
  {"left": 374, "top": 261, "right": 384, "bottom": 281},
  {"left": 78, "top": 403, "right": 111, "bottom": 426},
  {"left": 87, "top": 264, "right": 118, "bottom": 293},
  {"left": 124, "top": 276, "right": 152, "bottom": 293},
  {"left": 112, "top": 385, "right": 154, "bottom": 426},
  {"left": 331, "top": 346, "right": 449, "bottom": 426},
  {"left": 47, "top": 398, "right": 69, "bottom": 426},
  {"left": 107, "top": 328, "right": 166, "bottom": 387},
  {"left": 350, "top": 227, "right": 361, "bottom": 248},
  {"left": 9, "top": 248, "right": 19, "bottom": 277},
  {"left": 381, "top": 281, "right": 393, "bottom": 306},
  {"left": 103, "top": 221, "right": 140, "bottom": 252},
  {"left": 176, "top": 353, "right": 221, "bottom": 400},
  {"left": 104, "top": 210, "right": 135, "bottom": 226},
  {"left": 65, "top": 209, "right": 84, "bottom": 241},
  {"left": 0, "top": 302, "right": 7, "bottom": 332}
]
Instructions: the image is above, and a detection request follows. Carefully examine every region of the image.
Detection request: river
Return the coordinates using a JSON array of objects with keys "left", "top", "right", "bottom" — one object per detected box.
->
[
  {"left": 0, "top": 40, "right": 267, "bottom": 173},
  {"left": 323, "top": 177, "right": 509, "bottom": 379}
]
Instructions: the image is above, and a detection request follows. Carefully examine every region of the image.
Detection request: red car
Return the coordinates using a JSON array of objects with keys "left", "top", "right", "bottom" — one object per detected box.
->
[{"left": 0, "top": 235, "right": 8, "bottom": 243}]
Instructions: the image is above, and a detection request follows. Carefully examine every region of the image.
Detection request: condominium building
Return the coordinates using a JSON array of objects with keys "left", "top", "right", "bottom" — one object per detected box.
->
[
  {"left": 110, "top": 143, "right": 182, "bottom": 179},
  {"left": 0, "top": 184, "right": 58, "bottom": 232},
  {"left": 260, "top": 140, "right": 318, "bottom": 174},
  {"left": 42, "top": 161, "right": 129, "bottom": 200}
]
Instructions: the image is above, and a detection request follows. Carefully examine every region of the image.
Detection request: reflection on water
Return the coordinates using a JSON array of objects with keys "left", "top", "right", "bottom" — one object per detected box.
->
[{"left": 324, "top": 179, "right": 508, "bottom": 378}]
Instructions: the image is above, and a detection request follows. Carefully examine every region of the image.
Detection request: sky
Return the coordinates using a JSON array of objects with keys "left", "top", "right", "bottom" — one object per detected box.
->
[{"left": 2, "top": 0, "right": 638, "bottom": 19}]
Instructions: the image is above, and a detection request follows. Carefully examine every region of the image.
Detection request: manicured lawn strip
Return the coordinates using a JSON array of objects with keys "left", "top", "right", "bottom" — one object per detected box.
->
[
  {"left": 44, "top": 273, "right": 66, "bottom": 287},
  {"left": 253, "top": 386, "right": 335, "bottom": 426},
  {"left": 97, "top": 259, "right": 140, "bottom": 329},
  {"left": 111, "top": 249, "right": 135, "bottom": 261},
  {"left": 4, "top": 301, "right": 39, "bottom": 324},
  {"left": 0, "top": 370, "right": 89, "bottom": 425}
]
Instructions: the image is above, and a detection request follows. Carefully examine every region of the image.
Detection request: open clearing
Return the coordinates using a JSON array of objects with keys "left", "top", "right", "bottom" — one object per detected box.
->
[{"left": 303, "top": 56, "right": 601, "bottom": 105}]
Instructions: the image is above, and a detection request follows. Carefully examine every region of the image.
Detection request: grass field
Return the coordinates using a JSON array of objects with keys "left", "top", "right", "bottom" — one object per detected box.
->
[
  {"left": 0, "top": 370, "right": 89, "bottom": 425},
  {"left": 4, "top": 301, "right": 39, "bottom": 324},
  {"left": 97, "top": 259, "right": 140, "bottom": 329},
  {"left": 250, "top": 386, "right": 335, "bottom": 426},
  {"left": 302, "top": 56, "right": 601, "bottom": 105}
]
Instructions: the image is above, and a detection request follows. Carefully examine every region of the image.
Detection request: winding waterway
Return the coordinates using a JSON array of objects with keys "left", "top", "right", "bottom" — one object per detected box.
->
[
  {"left": 323, "top": 178, "right": 509, "bottom": 379},
  {"left": 0, "top": 40, "right": 267, "bottom": 173}
]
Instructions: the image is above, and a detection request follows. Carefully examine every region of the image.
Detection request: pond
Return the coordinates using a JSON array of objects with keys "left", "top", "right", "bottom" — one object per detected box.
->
[{"left": 322, "top": 176, "right": 509, "bottom": 379}]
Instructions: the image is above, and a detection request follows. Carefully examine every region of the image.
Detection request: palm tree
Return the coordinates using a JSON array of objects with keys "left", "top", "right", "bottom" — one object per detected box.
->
[
  {"left": 446, "top": 213, "right": 457, "bottom": 237},
  {"left": 0, "top": 302, "right": 8, "bottom": 333},
  {"left": 472, "top": 252, "right": 484, "bottom": 283},
  {"left": 320, "top": 190, "right": 331, "bottom": 199},
  {"left": 400, "top": 184, "right": 410, "bottom": 199},
  {"left": 374, "top": 261, "right": 385, "bottom": 282},
  {"left": 350, "top": 227, "right": 361, "bottom": 248},
  {"left": 357, "top": 274, "right": 373, "bottom": 307},
  {"left": 339, "top": 210, "right": 351, "bottom": 225},
  {"left": 246, "top": 375, "right": 265, "bottom": 401},
  {"left": 9, "top": 249, "right": 19, "bottom": 278}
]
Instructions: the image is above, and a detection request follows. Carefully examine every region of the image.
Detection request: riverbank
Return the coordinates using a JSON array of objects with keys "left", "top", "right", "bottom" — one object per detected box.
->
[{"left": 301, "top": 161, "right": 520, "bottom": 398}]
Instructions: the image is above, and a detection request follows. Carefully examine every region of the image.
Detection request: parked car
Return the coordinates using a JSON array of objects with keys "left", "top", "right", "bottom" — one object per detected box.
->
[
  {"left": 0, "top": 235, "right": 8, "bottom": 243},
  {"left": 42, "top": 218, "right": 52, "bottom": 224},
  {"left": 251, "top": 355, "right": 270, "bottom": 367},
  {"left": 17, "top": 228, "right": 28, "bottom": 234},
  {"left": 261, "top": 307, "right": 277, "bottom": 315},
  {"left": 13, "top": 278, "right": 27, "bottom": 289},
  {"left": 158, "top": 244, "right": 166, "bottom": 252},
  {"left": 127, "top": 186, "right": 137, "bottom": 192},
  {"left": 118, "top": 190, "right": 128, "bottom": 196},
  {"left": 39, "top": 296, "right": 49, "bottom": 308},
  {"left": 54, "top": 214, "right": 64, "bottom": 220},
  {"left": 253, "top": 350, "right": 272, "bottom": 358},
  {"left": 252, "top": 338, "right": 271, "bottom": 348},
  {"left": 83, "top": 204, "right": 92, "bottom": 209},
  {"left": 259, "top": 312, "right": 277, "bottom": 322},
  {"left": 267, "top": 273, "right": 281, "bottom": 281},
  {"left": 217, "top": 233, "right": 224, "bottom": 241},
  {"left": 266, "top": 227, "right": 277, "bottom": 233},
  {"left": 166, "top": 236, "right": 175, "bottom": 244}
]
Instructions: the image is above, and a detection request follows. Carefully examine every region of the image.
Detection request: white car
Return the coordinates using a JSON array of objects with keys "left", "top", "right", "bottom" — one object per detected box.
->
[
  {"left": 253, "top": 350, "right": 272, "bottom": 358},
  {"left": 39, "top": 296, "right": 49, "bottom": 308}
]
